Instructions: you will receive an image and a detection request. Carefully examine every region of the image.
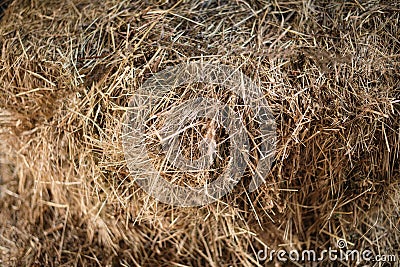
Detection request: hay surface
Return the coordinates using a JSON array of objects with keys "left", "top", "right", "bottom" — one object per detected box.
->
[{"left": 0, "top": 0, "right": 399, "bottom": 266}]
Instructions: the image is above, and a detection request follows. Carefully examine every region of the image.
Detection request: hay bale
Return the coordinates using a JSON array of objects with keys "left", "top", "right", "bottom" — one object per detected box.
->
[{"left": 0, "top": 0, "right": 399, "bottom": 266}]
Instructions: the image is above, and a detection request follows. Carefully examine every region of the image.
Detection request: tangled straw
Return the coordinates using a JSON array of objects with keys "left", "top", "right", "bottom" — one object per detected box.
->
[{"left": 123, "top": 61, "right": 276, "bottom": 206}]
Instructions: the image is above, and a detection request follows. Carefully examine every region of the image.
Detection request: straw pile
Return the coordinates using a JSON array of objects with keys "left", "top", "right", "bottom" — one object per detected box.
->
[{"left": 0, "top": 0, "right": 399, "bottom": 266}]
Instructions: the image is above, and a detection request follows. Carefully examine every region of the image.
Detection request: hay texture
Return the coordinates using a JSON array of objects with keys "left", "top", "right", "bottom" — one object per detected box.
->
[{"left": 0, "top": 0, "right": 399, "bottom": 266}]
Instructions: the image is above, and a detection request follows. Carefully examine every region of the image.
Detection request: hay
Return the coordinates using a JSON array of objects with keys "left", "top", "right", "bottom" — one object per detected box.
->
[{"left": 0, "top": 0, "right": 399, "bottom": 266}]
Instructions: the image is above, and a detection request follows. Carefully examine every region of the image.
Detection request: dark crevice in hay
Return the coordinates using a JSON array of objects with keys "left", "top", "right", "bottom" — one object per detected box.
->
[{"left": 0, "top": 0, "right": 12, "bottom": 19}]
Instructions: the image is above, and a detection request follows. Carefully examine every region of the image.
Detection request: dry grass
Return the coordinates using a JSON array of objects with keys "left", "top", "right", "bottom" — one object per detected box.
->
[{"left": 0, "top": 0, "right": 399, "bottom": 266}]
